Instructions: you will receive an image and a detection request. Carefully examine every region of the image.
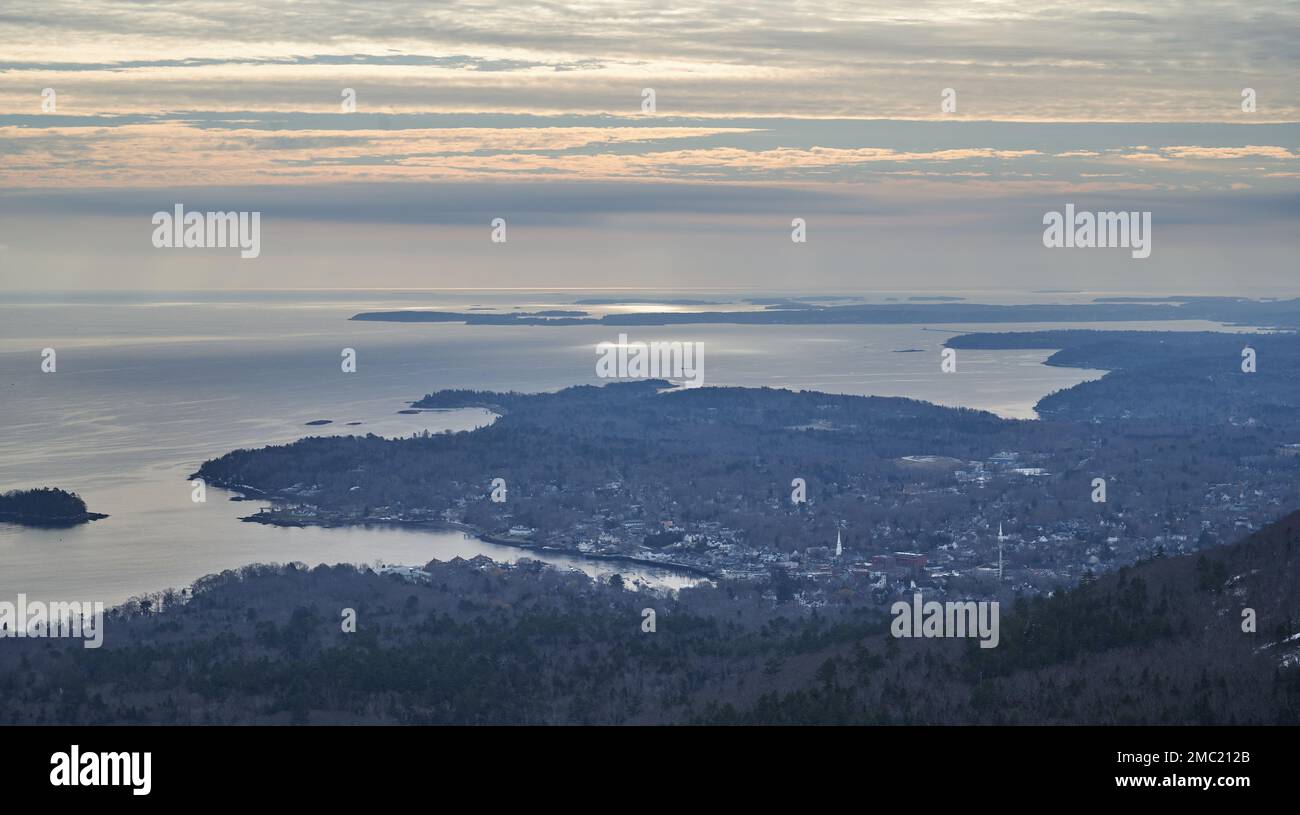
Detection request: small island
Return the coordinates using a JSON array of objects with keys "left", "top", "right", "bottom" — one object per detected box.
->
[{"left": 0, "top": 487, "right": 107, "bottom": 527}]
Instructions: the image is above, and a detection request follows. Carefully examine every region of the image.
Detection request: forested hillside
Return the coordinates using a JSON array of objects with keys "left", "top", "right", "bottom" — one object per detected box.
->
[{"left": 3, "top": 510, "right": 1298, "bottom": 724}]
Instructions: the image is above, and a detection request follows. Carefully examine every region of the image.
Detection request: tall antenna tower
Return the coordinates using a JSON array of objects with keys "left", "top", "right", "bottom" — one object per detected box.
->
[{"left": 997, "top": 523, "right": 1007, "bottom": 582}]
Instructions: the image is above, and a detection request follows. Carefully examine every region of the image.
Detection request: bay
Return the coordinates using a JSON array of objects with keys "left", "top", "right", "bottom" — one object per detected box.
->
[{"left": 0, "top": 289, "right": 1260, "bottom": 605}]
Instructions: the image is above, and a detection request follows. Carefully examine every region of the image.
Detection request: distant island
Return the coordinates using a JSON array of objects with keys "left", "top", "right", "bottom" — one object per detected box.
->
[
  {"left": 0, "top": 487, "right": 107, "bottom": 527},
  {"left": 350, "top": 296, "right": 1300, "bottom": 329},
  {"left": 351, "top": 310, "right": 592, "bottom": 326},
  {"left": 746, "top": 296, "right": 863, "bottom": 304},
  {"left": 573, "top": 298, "right": 723, "bottom": 306}
]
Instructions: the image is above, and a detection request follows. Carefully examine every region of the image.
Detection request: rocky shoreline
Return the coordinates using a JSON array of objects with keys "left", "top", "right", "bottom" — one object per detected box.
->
[{"left": 0, "top": 510, "right": 109, "bottom": 528}]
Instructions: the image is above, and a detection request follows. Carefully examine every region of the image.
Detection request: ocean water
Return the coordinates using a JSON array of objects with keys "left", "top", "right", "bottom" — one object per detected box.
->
[{"left": 0, "top": 289, "right": 1260, "bottom": 605}]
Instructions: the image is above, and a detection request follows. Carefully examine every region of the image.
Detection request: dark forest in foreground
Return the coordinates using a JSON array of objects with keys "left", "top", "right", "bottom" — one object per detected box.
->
[{"left": 2, "top": 509, "right": 1298, "bottom": 725}]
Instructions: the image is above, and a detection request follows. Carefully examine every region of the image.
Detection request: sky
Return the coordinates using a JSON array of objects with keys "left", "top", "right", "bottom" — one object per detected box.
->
[{"left": 0, "top": 0, "right": 1297, "bottom": 293}]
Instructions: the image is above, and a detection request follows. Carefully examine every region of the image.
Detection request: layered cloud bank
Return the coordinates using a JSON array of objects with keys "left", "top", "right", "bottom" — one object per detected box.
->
[
  {"left": 0, "top": 1, "right": 1296, "bottom": 290},
  {"left": 3, "top": 0, "right": 1298, "bottom": 121}
]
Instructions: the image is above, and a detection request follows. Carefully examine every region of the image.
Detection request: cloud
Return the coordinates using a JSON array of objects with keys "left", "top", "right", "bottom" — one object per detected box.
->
[
  {"left": 0, "top": 53, "right": 605, "bottom": 73},
  {"left": 0, "top": 181, "right": 867, "bottom": 226},
  {"left": 3, "top": 114, "right": 1297, "bottom": 189},
  {"left": 1, "top": 1, "right": 1297, "bottom": 120},
  {"left": 1161, "top": 145, "right": 1297, "bottom": 160},
  {"left": 1, "top": 1, "right": 1297, "bottom": 293}
]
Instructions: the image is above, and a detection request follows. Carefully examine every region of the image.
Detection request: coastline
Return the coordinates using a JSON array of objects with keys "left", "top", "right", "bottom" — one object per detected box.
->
[
  {"left": 0, "top": 511, "right": 108, "bottom": 528},
  {"left": 211, "top": 482, "right": 717, "bottom": 581}
]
